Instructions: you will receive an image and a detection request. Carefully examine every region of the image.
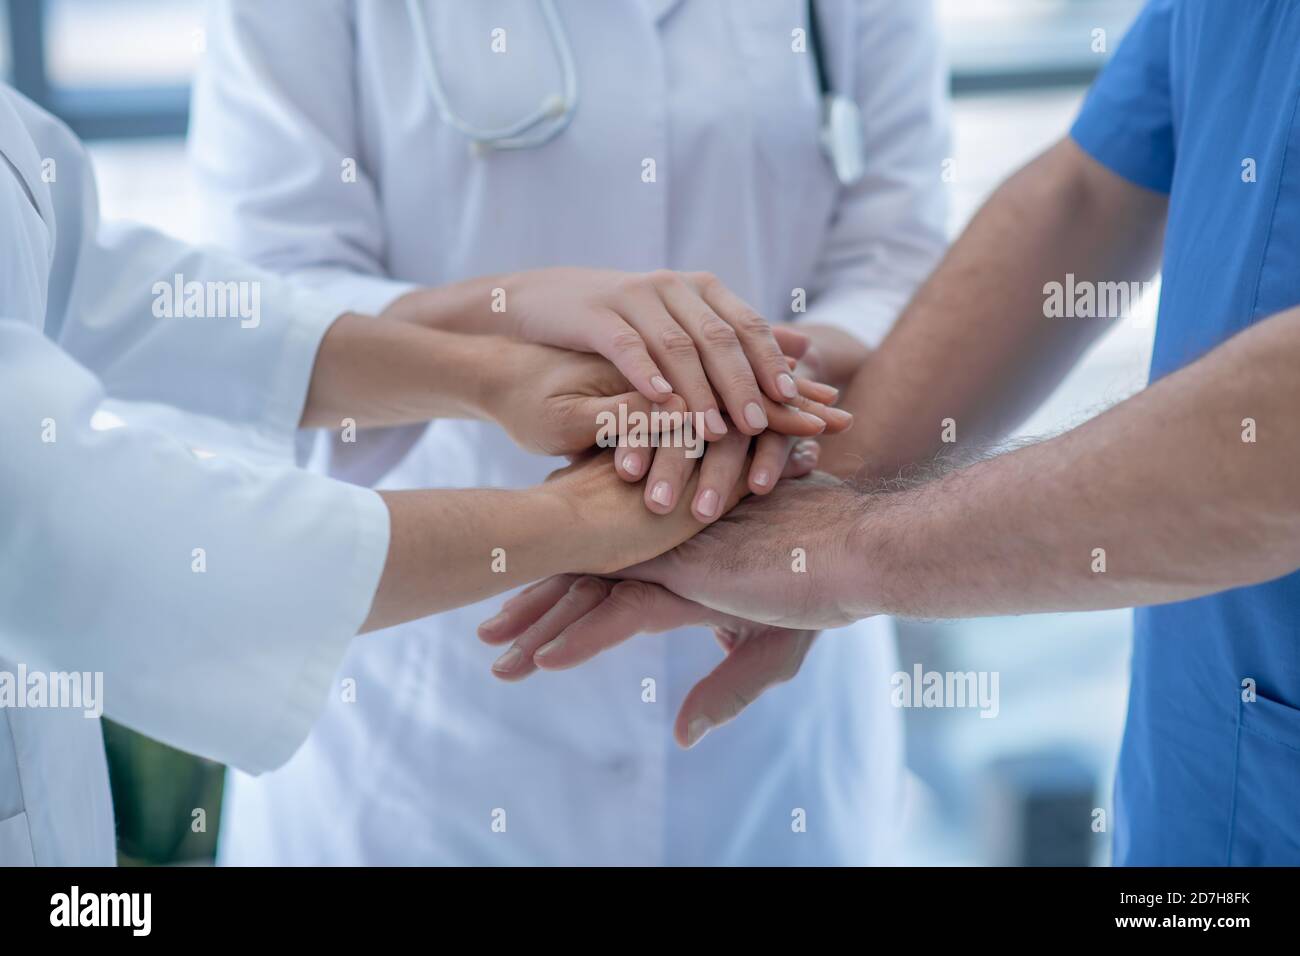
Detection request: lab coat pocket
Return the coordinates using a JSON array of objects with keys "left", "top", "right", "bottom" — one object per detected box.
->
[
  {"left": 0, "top": 811, "right": 36, "bottom": 867},
  {"left": 1227, "top": 692, "right": 1300, "bottom": 865}
]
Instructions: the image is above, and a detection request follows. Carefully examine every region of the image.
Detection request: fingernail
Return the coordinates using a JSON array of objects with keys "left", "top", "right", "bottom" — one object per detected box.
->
[
  {"left": 492, "top": 645, "right": 522, "bottom": 672},
  {"left": 744, "top": 402, "right": 768, "bottom": 430},
  {"left": 752, "top": 469, "right": 772, "bottom": 488},
  {"left": 685, "top": 717, "right": 713, "bottom": 748},
  {"left": 534, "top": 636, "right": 565, "bottom": 660},
  {"left": 695, "top": 488, "right": 719, "bottom": 518},
  {"left": 621, "top": 453, "right": 643, "bottom": 477},
  {"left": 800, "top": 411, "right": 827, "bottom": 432},
  {"left": 777, "top": 373, "right": 798, "bottom": 399},
  {"left": 705, "top": 408, "right": 728, "bottom": 436},
  {"left": 650, "top": 480, "right": 672, "bottom": 507},
  {"left": 651, "top": 375, "right": 673, "bottom": 394},
  {"left": 478, "top": 612, "right": 506, "bottom": 634}
]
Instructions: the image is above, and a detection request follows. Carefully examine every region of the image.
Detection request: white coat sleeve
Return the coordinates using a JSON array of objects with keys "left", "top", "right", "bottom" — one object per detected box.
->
[
  {"left": 803, "top": 0, "right": 950, "bottom": 348},
  {"left": 0, "top": 153, "right": 391, "bottom": 775},
  {"left": 8, "top": 88, "right": 346, "bottom": 465},
  {"left": 0, "top": 319, "right": 391, "bottom": 774},
  {"left": 188, "top": 0, "right": 417, "bottom": 316}
]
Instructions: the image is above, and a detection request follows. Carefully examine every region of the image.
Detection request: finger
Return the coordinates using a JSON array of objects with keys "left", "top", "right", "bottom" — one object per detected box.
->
[
  {"left": 616, "top": 291, "right": 728, "bottom": 440},
  {"left": 614, "top": 432, "right": 646, "bottom": 483},
  {"left": 782, "top": 438, "right": 820, "bottom": 479},
  {"left": 674, "top": 629, "right": 817, "bottom": 748},
  {"left": 657, "top": 275, "right": 770, "bottom": 437},
  {"left": 748, "top": 432, "right": 796, "bottom": 494},
  {"left": 691, "top": 428, "right": 749, "bottom": 523},
  {"left": 477, "top": 575, "right": 578, "bottom": 645},
  {"left": 763, "top": 398, "right": 829, "bottom": 437},
  {"left": 643, "top": 440, "right": 696, "bottom": 515},
  {"left": 592, "top": 311, "right": 675, "bottom": 404},
  {"left": 796, "top": 378, "right": 840, "bottom": 405},
  {"left": 786, "top": 393, "right": 853, "bottom": 434},
  {"left": 771, "top": 324, "right": 810, "bottom": 361},
  {"left": 491, "top": 576, "right": 612, "bottom": 681},
  {"left": 580, "top": 390, "right": 687, "bottom": 471},
  {"left": 535, "top": 580, "right": 718, "bottom": 670},
  {"left": 693, "top": 274, "right": 800, "bottom": 406}
]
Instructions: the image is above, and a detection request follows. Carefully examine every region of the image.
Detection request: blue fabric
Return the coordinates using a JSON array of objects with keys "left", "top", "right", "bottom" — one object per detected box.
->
[{"left": 1071, "top": 0, "right": 1300, "bottom": 865}]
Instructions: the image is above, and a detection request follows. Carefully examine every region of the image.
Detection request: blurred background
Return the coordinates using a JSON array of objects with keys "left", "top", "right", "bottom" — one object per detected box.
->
[{"left": 5, "top": 0, "right": 1152, "bottom": 865}]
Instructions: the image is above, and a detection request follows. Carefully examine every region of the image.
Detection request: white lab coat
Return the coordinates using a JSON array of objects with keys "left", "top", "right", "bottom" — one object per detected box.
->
[
  {"left": 0, "top": 86, "right": 390, "bottom": 865},
  {"left": 192, "top": 0, "right": 948, "bottom": 865}
]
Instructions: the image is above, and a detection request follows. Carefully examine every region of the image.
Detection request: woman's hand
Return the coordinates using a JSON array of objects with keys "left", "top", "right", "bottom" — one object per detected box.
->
[
  {"left": 478, "top": 573, "right": 818, "bottom": 747},
  {"left": 385, "top": 268, "right": 810, "bottom": 439},
  {"left": 481, "top": 337, "right": 843, "bottom": 461},
  {"left": 534, "top": 449, "right": 749, "bottom": 578}
]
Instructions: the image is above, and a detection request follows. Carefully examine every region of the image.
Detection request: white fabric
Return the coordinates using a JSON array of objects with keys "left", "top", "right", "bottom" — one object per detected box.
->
[
  {"left": 192, "top": 0, "right": 948, "bottom": 865},
  {"left": 0, "top": 86, "right": 390, "bottom": 865}
]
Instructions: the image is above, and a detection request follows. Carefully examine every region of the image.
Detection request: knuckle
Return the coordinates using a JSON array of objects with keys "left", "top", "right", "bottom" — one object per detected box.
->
[
  {"left": 616, "top": 274, "right": 652, "bottom": 297},
  {"left": 690, "top": 271, "right": 721, "bottom": 295},
  {"left": 646, "top": 269, "right": 679, "bottom": 291},
  {"left": 607, "top": 328, "right": 648, "bottom": 358},
  {"left": 731, "top": 309, "right": 772, "bottom": 339},
  {"left": 609, "top": 579, "right": 656, "bottom": 610},
  {"left": 659, "top": 326, "right": 699, "bottom": 358},
  {"left": 697, "top": 315, "right": 739, "bottom": 348}
]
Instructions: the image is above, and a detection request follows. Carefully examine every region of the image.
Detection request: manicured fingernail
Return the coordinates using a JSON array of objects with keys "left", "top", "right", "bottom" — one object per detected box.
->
[
  {"left": 695, "top": 488, "right": 719, "bottom": 518},
  {"left": 777, "top": 373, "right": 798, "bottom": 399},
  {"left": 650, "top": 480, "right": 672, "bottom": 506},
  {"left": 492, "top": 645, "right": 522, "bottom": 672},
  {"left": 685, "top": 717, "right": 713, "bottom": 748},
  {"left": 705, "top": 408, "right": 728, "bottom": 435},
  {"left": 800, "top": 412, "right": 827, "bottom": 432},
  {"left": 752, "top": 469, "right": 772, "bottom": 488},
  {"left": 651, "top": 375, "right": 673, "bottom": 394},
  {"left": 535, "top": 636, "right": 565, "bottom": 660},
  {"left": 621, "top": 453, "right": 643, "bottom": 477},
  {"left": 744, "top": 402, "right": 768, "bottom": 430}
]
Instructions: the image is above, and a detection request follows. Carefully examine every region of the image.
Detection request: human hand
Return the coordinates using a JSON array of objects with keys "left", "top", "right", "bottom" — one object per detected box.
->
[
  {"left": 482, "top": 337, "right": 842, "bottom": 478},
  {"left": 478, "top": 574, "right": 817, "bottom": 747},
  {"left": 387, "top": 268, "right": 828, "bottom": 439},
  {"left": 613, "top": 472, "right": 870, "bottom": 630},
  {"left": 535, "top": 449, "right": 750, "bottom": 578}
]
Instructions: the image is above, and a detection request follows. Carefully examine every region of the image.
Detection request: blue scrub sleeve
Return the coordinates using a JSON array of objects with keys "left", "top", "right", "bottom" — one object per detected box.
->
[{"left": 1070, "top": 0, "right": 1178, "bottom": 194}]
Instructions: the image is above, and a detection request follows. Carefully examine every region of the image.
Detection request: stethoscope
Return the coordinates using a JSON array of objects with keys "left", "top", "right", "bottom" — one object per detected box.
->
[{"left": 404, "top": 0, "right": 867, "bottom": 185}]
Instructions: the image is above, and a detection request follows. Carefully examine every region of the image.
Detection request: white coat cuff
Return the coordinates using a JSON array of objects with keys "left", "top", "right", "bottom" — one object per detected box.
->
[{"left": 243, "top": 483, "right": 390, "bottom": 773}]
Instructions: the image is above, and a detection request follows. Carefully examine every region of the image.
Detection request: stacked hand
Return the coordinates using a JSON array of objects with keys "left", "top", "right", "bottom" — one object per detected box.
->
[{"left": 387, "top": 266, "right": 861, "bottom": 743}]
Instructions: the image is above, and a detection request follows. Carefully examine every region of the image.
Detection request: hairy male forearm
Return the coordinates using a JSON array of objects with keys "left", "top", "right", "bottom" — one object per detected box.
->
[{"left": 845, "top": 307, "right": 1300, "bottom": 621}]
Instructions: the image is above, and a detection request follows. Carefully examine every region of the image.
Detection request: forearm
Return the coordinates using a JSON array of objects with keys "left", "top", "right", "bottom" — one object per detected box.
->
[
  {"left": 301, "top": 313, "right": 501, "bottom": 428},
  {"left": 362, "top": 487, "right": 576, "bottom": 631},
  {"left": 847, "top": 308, "right": 1300, "bottom": 619},
  {"left": 819, "top": 139, "right": 1168, "bottom": 481},
  {"left": 362, "top": 452, "right": 731, "bottom": 632}
]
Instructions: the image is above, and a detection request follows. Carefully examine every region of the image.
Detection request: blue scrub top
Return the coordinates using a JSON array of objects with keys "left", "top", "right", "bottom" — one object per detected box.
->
[{"left": 1071, "top": 0, "right": 1300, "bottom": 865}]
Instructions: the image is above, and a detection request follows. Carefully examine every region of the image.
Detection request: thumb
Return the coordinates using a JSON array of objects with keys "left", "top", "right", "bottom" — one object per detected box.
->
[
  {"left": 674, "top": 628, "right": 817, "bottom": 748},
  {"left": 573, "top": 391, "right": 689, "bottom": 452}
]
